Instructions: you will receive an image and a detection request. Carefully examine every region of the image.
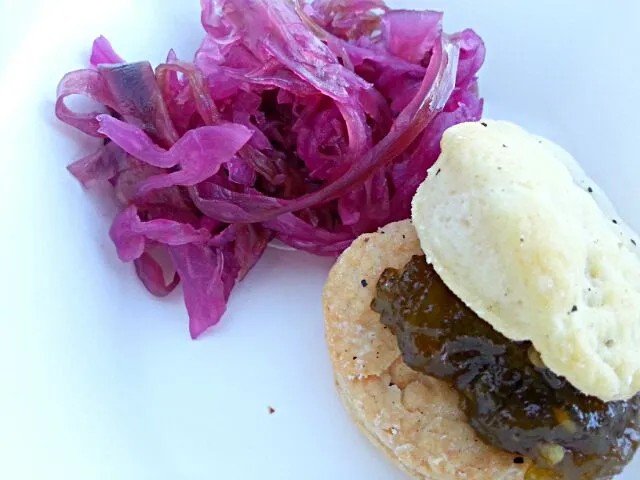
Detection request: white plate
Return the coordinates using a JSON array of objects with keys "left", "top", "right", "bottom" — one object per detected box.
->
[{"left": 1, "top": 0, "right": 639, "bottom": 478}]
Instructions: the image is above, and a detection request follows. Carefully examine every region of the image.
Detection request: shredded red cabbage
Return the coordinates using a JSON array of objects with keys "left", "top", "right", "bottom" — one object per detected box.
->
[{"left": 56, "top": 0, "right": 485, "bottom": 338}]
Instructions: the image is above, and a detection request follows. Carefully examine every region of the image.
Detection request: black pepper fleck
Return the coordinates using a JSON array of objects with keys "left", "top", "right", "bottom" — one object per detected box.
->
[
  {"left": 587, "top": 187, "right": 593, "bottom": 193},
  {"left": 402, "top": 234, "right": 406, "bottom": 239},
  {"left": 268, "top": 406, "right": 275, "bottom": 414},
  {"left": 513, "top": 457, "right": 525, "bottom": 465},
  {"left": 612, "top": 219, "right": 618, "bottom": 224},
  {"left": 380, "top": 230, "right": 385, "bottom": 234},
  {"left": 502, "top": 144, "right": 507, "bottom": 148},
  {"left": 353, "top": 356, "right": 358, "bottom": 360},
  {"left": 364, "top": 238, "right": 369, "bottom": 243},
  {"left": 571, "top": 305, "right": 578, "bottom": 313},
  {"left": 632, "top": 239, "right": 637, "bottom": 246},
  {"left": 435, "top": 168, "right": 441, "bottom": 176},
  {"left": 481, "top": 122, "right": 488, "bottom": 127},
  {"left": 361, "top": 279, "right": 368, "bottom": 287}
]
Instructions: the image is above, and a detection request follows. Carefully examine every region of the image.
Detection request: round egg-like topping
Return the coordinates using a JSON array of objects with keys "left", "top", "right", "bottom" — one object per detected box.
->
[{"left": 411, "top": 120, "right": 640, "bottom": 402}]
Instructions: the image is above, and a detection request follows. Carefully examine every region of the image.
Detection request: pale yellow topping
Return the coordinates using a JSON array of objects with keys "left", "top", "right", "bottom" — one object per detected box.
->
[{"left": 412, "top": 120, "right": 640, "bottom": 401}]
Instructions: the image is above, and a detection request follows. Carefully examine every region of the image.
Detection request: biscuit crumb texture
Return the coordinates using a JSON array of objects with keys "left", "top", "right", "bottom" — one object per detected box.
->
[
  {"left": 323, "top": 221, "right": 527, "bottom": 479},
  {"left": 412, "top": 121, "right": 640, "bottom": 402}
]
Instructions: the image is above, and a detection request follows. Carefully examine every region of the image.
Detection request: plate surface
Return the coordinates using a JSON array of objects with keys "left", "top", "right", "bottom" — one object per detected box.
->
[{"left": 1, "top": 0, "right": 639, "bottom": 478}]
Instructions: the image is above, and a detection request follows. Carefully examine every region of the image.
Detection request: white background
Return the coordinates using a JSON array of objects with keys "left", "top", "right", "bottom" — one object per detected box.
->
[{"left": 1, "top": 0, "right": 639, "bottom": 478}]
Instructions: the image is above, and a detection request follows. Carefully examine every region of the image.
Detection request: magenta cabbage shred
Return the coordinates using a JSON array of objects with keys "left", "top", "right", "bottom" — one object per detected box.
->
[{"left": 55, "top": 0, "right": 485, "bottom": 338}]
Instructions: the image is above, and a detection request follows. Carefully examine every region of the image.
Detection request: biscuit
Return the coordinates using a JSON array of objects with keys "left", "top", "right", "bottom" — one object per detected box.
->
[
  {"left": 412, "top": 120, "right": 640, "bottom": 402},
  {"left": 323, "top": 220, "right": 528, "bottom": 479}
]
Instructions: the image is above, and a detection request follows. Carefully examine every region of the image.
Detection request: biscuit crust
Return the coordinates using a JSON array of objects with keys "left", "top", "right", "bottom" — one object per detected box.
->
[{"left": 323, "top": 220, "right": 528, "bottom": 479}]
